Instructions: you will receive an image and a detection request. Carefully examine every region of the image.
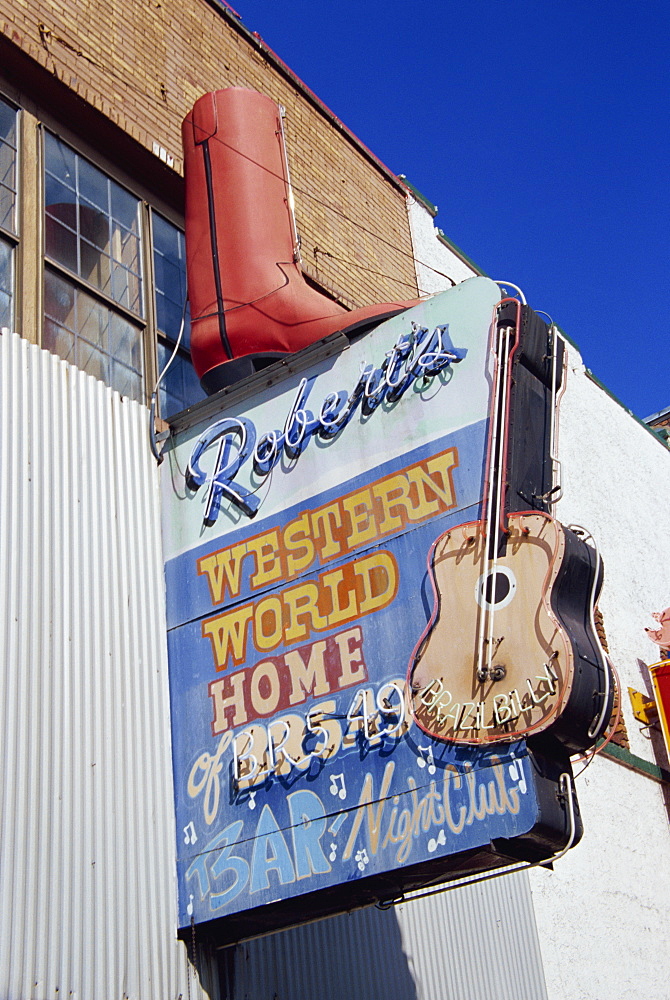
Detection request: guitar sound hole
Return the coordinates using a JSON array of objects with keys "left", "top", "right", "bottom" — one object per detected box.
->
[
  {"left": 475, "top": 565, "right": 517, "bottom": 610},
  {"left": 485, "top": 572, "right": 510, "bottom": 605}
]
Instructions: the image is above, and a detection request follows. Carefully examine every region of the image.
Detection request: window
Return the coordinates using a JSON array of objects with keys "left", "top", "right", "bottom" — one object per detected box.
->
[
  {"left": 0, "top": 96, "right": 18, "bottom": 329},
  {"left": 41, "top": 131, "right": 202, "bottom": 415},
  {"left": 152, "top": 211, "right": 204, "bottom": 417},
  {"left": 43, "top": 132, "right": 145, "bottom": 402}
]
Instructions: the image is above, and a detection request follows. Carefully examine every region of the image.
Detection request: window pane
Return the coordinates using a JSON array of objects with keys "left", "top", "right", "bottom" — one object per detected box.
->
[
  {"left": 111, "top": 359, "right": 142, "bottom": 403},
  {"left": 117, "top": 226, "right": 141, "bottom": 272},
  {"left": 44, "top": 268, "right": 75, "bottom": 324},
  {"left": 152, "top": 213, "right": 190, "bottom": 346},
  {"left": 44, "top": 267, "right": 144, "bottom": 402},
  {"left": 152, "top": 211, "right": 203, "bottom": 417},
  {"left": 45, "top": 176, "right": 76, "bottom": 213},
  {"left": 43, "top": 270, "right": 76, "bottom": 361},
  {"left": 45, "top": 133, "right": 143, "bottom": 316},
  {"left": 79, "top": 337, "right": 109, "bottom": 384},
  {"left": 110, "top": 311, "right": 143, "bottom": 371},
  {"left": 0, "top": 100, "right": 16, "bottom": 145},
  {"left": 156, "top": 291, "right": 188, "bottom": 345},
  {"left": 0, "top": 142, "right": 16, "bottom": 231},
  {"left": 80, "top": 201, "right": 109, "bottom": 251},
  {"left": 111, "top": 184, "right": 140, "bottom": 233},
  {"left": 43, "top": 317, "right": 76, "bottom": 363},
  {"left": 77, "top": 156, "right": 109, "bottom": 215},
  {"left": 0, "top": 234, "right": 13, "bottom": 328},
  {"left": 0, "top": 140, "right": 14, "bottom": 189},
  {"left": 0, "top": 97, "right": 17, "bottom": 235},
  {"left": 79, "top": 292, "right": 108, "bottom": 348},
  {"left": 111, "top": 262, "right": 142, "bottom": 314},
  {"left": 45, "top": 131, "right": 76, "bottom": 187},
  {"left": 45, "top": 215, "right": 78, "bottom": 273},
  {"left": 157, "top": 340, "right": 205, "bottom": 418}
]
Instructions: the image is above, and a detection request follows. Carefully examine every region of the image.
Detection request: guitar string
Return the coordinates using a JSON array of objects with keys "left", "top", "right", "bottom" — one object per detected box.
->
[
  {"left": 477, "top": 317, "right": 510, "bottom": 691},
  {"left": 548, "top": 325, "right": 564, "bottom": 507},
  {"left": 474, "top": 323, "right": 497, "bottom": 688},
  {"left": 488, "top": 325, "right": 511, "bottom": 682},
  {"left": 477, "top": 320, "right": 501, "bottom": 688}
]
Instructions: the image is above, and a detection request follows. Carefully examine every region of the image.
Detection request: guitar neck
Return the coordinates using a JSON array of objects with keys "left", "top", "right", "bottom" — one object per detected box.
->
[
  {"left": 501, "top": 300, "right": 564, "bottom": 519},
  {"left": 484, "top": 304, "right": 518, "bottom": 557},
  {"left": 485, "top": 300, "right": 564, "bottom": 555}
]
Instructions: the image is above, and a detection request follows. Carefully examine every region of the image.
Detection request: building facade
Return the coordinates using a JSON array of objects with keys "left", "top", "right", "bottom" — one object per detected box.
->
[{"left": 0, "top": 2, "right": 668, "bottom": 998}]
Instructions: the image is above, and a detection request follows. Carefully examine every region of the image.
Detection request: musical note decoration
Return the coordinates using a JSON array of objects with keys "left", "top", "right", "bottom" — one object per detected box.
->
[
  {"left": 329, "top": 773, "right": 347, "bottom": 800},
  {"left": 428, "top": 830, "right": 447, "bottom": 853},
  {"left": 417, "top": 744, "right": 436, "bottom": 774},
  {"left": 508, "top": 759, "right": 527, "bottom": 795},
  {"left": 355, "top": 849, "right": 369, "bottom": 872}
]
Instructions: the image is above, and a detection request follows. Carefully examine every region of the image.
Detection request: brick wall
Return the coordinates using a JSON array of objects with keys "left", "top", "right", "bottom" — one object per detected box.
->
[{"left": 0, "top": 0, "right": 418, "bottom": 308}]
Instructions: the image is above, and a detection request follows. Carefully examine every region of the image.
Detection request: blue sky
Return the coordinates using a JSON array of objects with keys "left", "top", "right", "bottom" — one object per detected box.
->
[{"left": 231, "top": 1, "right": 669, "bottom": 420}]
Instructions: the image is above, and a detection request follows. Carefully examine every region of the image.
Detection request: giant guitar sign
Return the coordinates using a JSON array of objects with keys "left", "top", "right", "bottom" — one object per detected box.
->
[
  {"left": 161, "top": 277, "right": 613, "bottom": 945},
  {"left": 409, "top": 298, "right": 612, "bottom": 749}
]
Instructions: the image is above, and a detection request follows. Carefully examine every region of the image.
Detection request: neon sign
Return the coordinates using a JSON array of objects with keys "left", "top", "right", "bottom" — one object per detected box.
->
[
  {"left": 161, "top": 278, "right": 581, "bottom": 944},
  {"left": 185, "top": 322, "right": 466, "bottom": 524}
]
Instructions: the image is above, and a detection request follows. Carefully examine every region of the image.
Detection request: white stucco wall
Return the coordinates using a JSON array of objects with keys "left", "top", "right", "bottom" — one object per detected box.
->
[
  {"left": 554, "top": 344, "right": 670, "bottom": 763},
  {"left": 531, "top": 758, "right": 670, "bottom": 1000},
  {"left": 530, "top": 342, "right": 670, "bottom": 1000},
  {"left": 406, "top": 194, "right": 479, "bottom": 295}
]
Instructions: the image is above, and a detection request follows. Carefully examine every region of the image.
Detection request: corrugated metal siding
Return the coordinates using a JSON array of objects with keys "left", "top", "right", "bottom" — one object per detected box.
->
[
  {"left": 396, "top": 872, "right": 548, "bottom": 1000},
  {"left": 221, "top": 870, "right": 547, "bottom": 1000},
  {"left": 0, "top": 333, "right": 211, "bottom": 1000}
]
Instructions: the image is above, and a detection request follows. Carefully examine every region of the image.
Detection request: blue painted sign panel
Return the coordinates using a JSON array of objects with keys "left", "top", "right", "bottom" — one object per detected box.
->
[{"left": 161, "top": 278, "right": 545, "bottom": 934}]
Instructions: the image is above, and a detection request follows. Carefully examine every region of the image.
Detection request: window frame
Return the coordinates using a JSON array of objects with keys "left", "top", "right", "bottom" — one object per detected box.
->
[
  {"left": 0, "top": 92, "right": 20, "bottom": 331},
  {"left": 44, "top": 130, "right": 146, "bottom": 316},
  {"left": 42, "top": 128, "right": 150, "bottom": 403},
  {"left": 150, "top": 207, "right": 206, "bottom": 419},
  {"left": 35, "top": 120, "right": 200, "bottom": 412}
]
